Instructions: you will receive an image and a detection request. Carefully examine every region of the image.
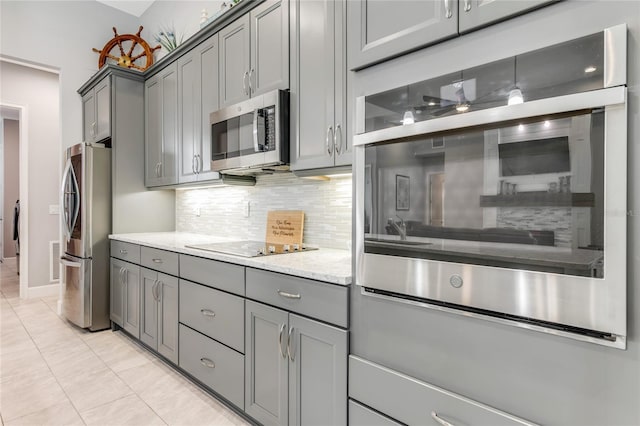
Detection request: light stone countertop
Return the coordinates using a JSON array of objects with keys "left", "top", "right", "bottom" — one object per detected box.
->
[{"left": 109, "top": 232, "right": 352, "bottom": 286}]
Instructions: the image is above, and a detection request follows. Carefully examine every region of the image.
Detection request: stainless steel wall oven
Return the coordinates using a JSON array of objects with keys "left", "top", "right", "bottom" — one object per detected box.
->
[{"left": 354, "top": 25, "right": 628, "bottom": 348}]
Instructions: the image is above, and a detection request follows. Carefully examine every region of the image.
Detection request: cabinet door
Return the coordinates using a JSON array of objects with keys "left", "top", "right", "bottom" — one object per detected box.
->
[
  {"left": 157, "top": 273, "right": 179, "bottom": 364},
  {"left": 347, "top": 0, "right": 458, "bottom": 70},
  {"left": 140, "top": 268, "right": 158, "bottom": 349},
  {"left": 82, "top": 90, "right": 95, "bottom": 143},
  {"left": 160, "top": 63, "right": 178, "bottom": 185},
  {"left": 291, "top": 0, "right": 336, "bottom": 171},
  {"left": 145, "top": 75, "right": 162, "bottom": 186},
  {"left": 94, "top": 77, "right": 111, "bottom": 142},
  {"left": 220, "top": 14, "right": 251, "bottom": 108},
  {"left": 250, "top": 0, "right": 289, "bottom": 97},
  {"left": 198, "top": 33, "right": 221, "bottom": 182},
  {"left": 109, "top": 258, "right": 124, "bottom": 327},
  {"left": 458, "top": 0, "right": 556, "bottom": 33},
  {"left": 178, "top": 50, "right": 199, "bottom": 184},
  {"left": 122, "top": 263, "right": 141, "bottom": 338},
  {"left": 245, "top": 301, "right": 289, "bottom": 426},
  {"left": 332, "top": 0, "right": 350, "bottom": 167},
  {"left": 288, "top": 314, "right": 348, "bottom": 426}
]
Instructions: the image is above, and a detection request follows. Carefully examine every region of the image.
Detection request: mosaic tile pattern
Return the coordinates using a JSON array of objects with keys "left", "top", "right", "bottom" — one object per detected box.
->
[
  {"left": 176, "top": 173, "right": 353, "bottom": 250},
  {"left": 497, "top": 207, "right": 572, "bottom": 247}
]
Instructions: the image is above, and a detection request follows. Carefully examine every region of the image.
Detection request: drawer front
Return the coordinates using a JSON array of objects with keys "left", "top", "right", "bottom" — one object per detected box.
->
[
  {"left": 141, "top": 246, "right": 179, "bottom": 276},
  {"left": 349, "top": 356, "right": 535, "bottom": 426},
  {"left": 179, "top": 324, "right": 244, "bottom": 409},
  {"left": 179, "top": 280, "right": 245, "bottom": 353},
  {"left": 349, "top": 400, "right": 402, "bottom": 426},
  {"left": 246, "top": 268, "right": 348, "bottom": 328},
  {"left": 180, "top": 255, "right": 245, "bottom": 296},
  {"left": 110, "top": 241, "right": 140, "bottom": 264}
]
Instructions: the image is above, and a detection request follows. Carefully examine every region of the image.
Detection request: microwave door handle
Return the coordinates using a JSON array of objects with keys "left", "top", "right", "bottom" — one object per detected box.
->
[
  {"left": 60, "top": 159, "right": 73, "bottom": 241},
  {"left": 253, "top": 109, "right": 259, "bottom": 151}
]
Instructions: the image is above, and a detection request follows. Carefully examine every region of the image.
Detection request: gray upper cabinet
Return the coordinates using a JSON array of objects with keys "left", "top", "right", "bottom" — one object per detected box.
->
[
  {"left": 140, "top": 267, "right": 179, "bottom": 365},
  {"left": 110, "top": 258, "right": 141, "bottom": 338},
  {"left": 219, "top": 0, "right": 289, "bottom": 108},
  {"left": 347, "top": 0, "right": 458, "bottom": 70},
  {"left": 458, "top": 0, "right": 556, "bottom": 33},
  {"left": 290, "top": 0, "right": 350, "bottom": 172},
  {"left": 82, "top": 75, "right": 111, "bottom": 143},
  {"left": 145, "top": 63, "right": 178, "bottom": 187},
  {"left": 178, "top": 33, "right": 221, "bottom": 184},
  {"left": 288, "top": 314, "right": 347, "bottom": 426},
  {"left": 245, "top": 300, "right": 347, "bottom": 426}
]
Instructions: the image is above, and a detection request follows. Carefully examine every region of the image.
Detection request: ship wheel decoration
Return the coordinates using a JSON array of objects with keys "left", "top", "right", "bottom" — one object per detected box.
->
[{"left": 93, "top": 26, "right": 161, "bottom": 71}]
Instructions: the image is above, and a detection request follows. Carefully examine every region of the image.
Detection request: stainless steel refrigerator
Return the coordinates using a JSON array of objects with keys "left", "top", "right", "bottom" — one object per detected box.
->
[{"left": 60, "top": 142, "right": 111, "bottom": 331}]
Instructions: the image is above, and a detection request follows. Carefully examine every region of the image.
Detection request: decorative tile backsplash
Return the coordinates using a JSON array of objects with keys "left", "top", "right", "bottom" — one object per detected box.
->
[
  {"left": 176, "top": 173, "right": 352, "bottom": 250},
  {"left": 497, "top": 207, "right": 572, "bottom": 247}
]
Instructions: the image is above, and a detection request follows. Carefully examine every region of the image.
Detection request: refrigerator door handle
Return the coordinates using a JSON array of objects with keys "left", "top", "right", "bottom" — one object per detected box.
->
[
  {"left": 60, "top": 159, "right": 73, "bottom": 241},
  {"left": 60, "top": 256, "right": 82, "bottom": 268},
  {"left": 68, "top": 162, "right": 81, "bottom": 238}
]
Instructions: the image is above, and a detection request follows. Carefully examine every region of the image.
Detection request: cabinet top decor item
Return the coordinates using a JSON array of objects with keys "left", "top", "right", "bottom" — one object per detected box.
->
[{"left": 92, "top": 26, "right": 161, "bottom": 72}]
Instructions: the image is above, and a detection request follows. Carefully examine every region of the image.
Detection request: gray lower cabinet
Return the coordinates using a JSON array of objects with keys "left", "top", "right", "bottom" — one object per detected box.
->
[
  {"left": 82, "top": 75, "right": 110, "bottom": 143},
  {"left": 178, "top": 33, "right": 221, "bottom": 184},
  {"left": 290, "top": 0, "right": 350, "bottom": 172},
  {"left": 245, "top": 300, "right": 347, "bottom": 426},
  {"left": 458, "top": 0, "right": 557, "bottom": 33},
  {"left": 109, "top": 258, "right": 141, "bottom": 338},
  {"left": 140, "top": 268, "right": 179, "bottom": 364},
  {"left": 145, "top": 63, "right": 178, "bottom": 187},
  {"left": 347, "top": 0, "right": 458, "bottom": 70},
  {"left": 349, "top": 400, "right": 401, "bottom": 426}
]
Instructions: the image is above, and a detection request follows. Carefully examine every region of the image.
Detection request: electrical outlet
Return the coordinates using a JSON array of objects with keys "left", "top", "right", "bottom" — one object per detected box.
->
[
  {"left": 243, "top": 201, "right": 250, "bottom": 218},
  {"left": 195, "top": 207, "right": 201, "bottom": 217},
  {"left": 49, "top": 204, "right": 59, "bottom": 215}
]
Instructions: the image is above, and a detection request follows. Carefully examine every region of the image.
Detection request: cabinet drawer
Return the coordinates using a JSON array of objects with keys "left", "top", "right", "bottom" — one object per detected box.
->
[
  {"left": 179, "top": 280, "right": 244, "bottom": 353},
  {"left": 179, "top": 324, "right": 244, "bottom": 409},
  {"left": 246, "top": 268, "right": 348, "bottom": 328},
  {"left": 349, "top": 356, "right": 535, "bottom": 426},
  {"left": 349, "top": 400, "right": 401, "bottom": 426},
  {"left": 141, "top": 246, "right": 178, "bottom": 276},
  {"left": 180, "top": 255, "right": 245, "bottom": 296},
  {"left": 110, "top": 241, "right": 140, "bottom": 264}
]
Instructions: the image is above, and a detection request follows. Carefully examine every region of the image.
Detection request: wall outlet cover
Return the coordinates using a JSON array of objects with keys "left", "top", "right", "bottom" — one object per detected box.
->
[{"left": 48, "top": 204, "right": 60, "bottom": 215}]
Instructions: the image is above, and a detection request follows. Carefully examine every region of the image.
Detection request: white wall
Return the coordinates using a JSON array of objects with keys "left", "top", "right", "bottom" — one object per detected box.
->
[
  {"left": 0, "top": 62, "right": 60, "bottom": 288},
  {"left": 0, "top": 1, "right": 139, "bottom": 150}
]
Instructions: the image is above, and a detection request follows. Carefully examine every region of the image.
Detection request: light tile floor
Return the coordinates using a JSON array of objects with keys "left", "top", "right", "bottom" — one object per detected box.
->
[{"left": 0, "top": 258, "right": 250, "bottom": 426}]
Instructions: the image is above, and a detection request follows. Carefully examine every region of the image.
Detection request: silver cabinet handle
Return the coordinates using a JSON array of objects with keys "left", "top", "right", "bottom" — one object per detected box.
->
[
  {"left": 326, "top": 126, "right": 334, "bottom": 155},
  {"left": 155, "top": 162, "right": 161, "bottom": 178},
  {"left": 463, "top": 0, "right": 471, "bottom": 12},
  {"left": 431, "top": 411, "right": 456, "bottom": 426},
  {"left": 152, "top": 280, "right": 158, "bottom": 301},
  {"left": 278, "top": 323, "right": 286, "bottom": 358},
  {"left": 90, "top": 122, "right": 96, "bottom": 137},
  {"left": 192, "top": 155, "right": 197, "bottom": 175},
  {"left": 248, "top": 68, "right": 254, "bottom": 94},
  {"left": 444, "top": 0, "right": 453, "bottom": 18},
  {"left": 200, "top": 357, "right": 216, "bottom": 368},
  {"left": 277, "top": 290, "right": 301, "bottom": 300},
  {"left": 195, "top": 154, "right": 201, "bottom": 173},
  {"left": 201, "top": 309, "right": 216, "bottom": 318},
  {"left": 119, "top": 249, "right": 128, "bottom": 255},
  {"left": 158, "top": 162, "right": 162, "bottom": 177},
  {"left": 243, "top": 71, "right": 249, "bottom": 96},
  {"left": 152, "top": 258, "right": 163, "bottom": 264},
  {"left": 119, "top": 267, "right": 125, "bottom": 285},
  {"left": 287, "top": 327, "right": 295, "bottom": 361},
  {"left": 157, "top": 281, "right": 162, "bottom": 302},
  {"left": 334, "top": 124, "right": 342, "bottom": 154}
]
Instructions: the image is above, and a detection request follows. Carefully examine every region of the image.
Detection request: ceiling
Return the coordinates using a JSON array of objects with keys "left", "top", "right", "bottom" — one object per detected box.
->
[{"left": 96, "top": 0, "right": 155, "bottom": 17}]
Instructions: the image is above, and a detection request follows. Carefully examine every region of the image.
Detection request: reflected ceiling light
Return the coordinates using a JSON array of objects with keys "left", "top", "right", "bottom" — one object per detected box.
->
[
  {"left": 544, "top": 120, "right": 551, "bottom": 128},
  {"left": 402, "top": 110, "right": 415, "bottom": 125},
  {"left": 584, "top": 65, "right": 597, "bottom": 73},
  {"left": 428, "top": 101, "right": 436, "bottom": 106},
  {"left": 518, "top": 124, "right": 524, "bottom": 131},
  {"left": 455, "top": 103, "right": 470, "bottom": 113}
]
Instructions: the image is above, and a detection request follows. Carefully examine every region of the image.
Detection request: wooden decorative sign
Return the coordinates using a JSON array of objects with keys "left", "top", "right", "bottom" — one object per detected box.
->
[{"left": 266, "top": 210, "right": 304, "bottom": 245}]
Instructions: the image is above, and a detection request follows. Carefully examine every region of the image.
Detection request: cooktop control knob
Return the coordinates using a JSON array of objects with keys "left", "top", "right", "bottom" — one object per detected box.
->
[
  {"left": 293, "top": 244, "right": 300, "bottom": 251},
  {"left": 283, "top": 244, "right": 290, "bottom": 252},
  {"left": 449, "top": 274, "right": 463, "bottom": 288},
  {"left": 268, "top": 245, "right": 276, "bottom": 254}
]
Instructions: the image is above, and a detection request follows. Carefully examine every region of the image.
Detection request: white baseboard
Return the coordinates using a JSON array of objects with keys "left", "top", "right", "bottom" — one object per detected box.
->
[{"left": 27, "top": 283, "right": 60, "bottom": 299}]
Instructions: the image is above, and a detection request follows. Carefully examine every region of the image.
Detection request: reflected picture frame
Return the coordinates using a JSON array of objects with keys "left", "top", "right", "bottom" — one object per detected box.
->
[{"left": 396, "top": 174, "right": 410, "bottom": 211}]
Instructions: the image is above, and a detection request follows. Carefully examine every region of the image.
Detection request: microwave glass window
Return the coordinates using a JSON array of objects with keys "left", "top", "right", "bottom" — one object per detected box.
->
[
  {"left": 364, "top": 110, "right": 605, "bottom": 278},
  {"left": 211, "top": 112, "right": 257, "bottom": 161},
  {"left": 364, "top": 32, "right": 604, "bottom": 133}
]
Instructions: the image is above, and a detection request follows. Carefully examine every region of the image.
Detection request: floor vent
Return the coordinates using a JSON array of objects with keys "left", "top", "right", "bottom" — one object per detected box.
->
[{"left": 50, "top": 240, "right": 60, "bottom": 282}]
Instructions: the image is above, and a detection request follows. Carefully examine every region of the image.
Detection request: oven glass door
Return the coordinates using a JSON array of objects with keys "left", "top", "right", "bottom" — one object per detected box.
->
[{"left": 364, "top": 110, "right": 605, "bottom": 278}]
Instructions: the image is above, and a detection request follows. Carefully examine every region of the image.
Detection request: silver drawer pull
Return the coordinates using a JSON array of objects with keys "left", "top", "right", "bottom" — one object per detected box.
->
[
  {"left": 431, "top": 411, "right": 456, "bottom": 426},
  {"left": 277, "top": 290, "right": 301, "bottom": 300},
  {"left": 152, "top": 258, "right": 163, "bottom": 263},
  {"left": 119, "top": 249, "right": 128, "bottom": 255},
  {"left": 200, "top": 309, "right": 216, "bottom": 318},
  {"left": 200, "top": 358, "right": 216, "bottom": 369}
]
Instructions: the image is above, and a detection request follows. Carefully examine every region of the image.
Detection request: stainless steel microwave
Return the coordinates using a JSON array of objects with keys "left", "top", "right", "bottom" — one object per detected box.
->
[
  {"left": 353, "top": 25, "right": 628, "bottom": 348},
  {"left": 210, "top": 89, "right": 289, "bottom": 175}
]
